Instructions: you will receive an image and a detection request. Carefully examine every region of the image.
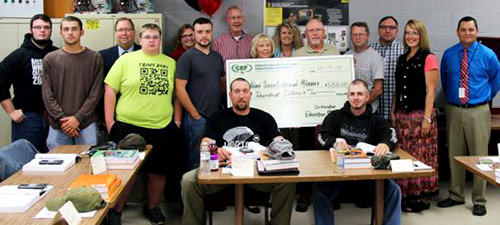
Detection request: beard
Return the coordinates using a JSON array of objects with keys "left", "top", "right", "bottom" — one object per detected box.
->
[
  {"left": 234, "top": 102, "right": 249, "bottom": 111},
  {"left": 196, "top": 40, "right": 211, "bottom": 48}
]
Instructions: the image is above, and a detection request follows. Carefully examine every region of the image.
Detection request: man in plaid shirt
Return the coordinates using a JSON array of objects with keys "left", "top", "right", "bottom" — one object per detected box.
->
[{"left": 370, "top": 16, "right": 404, "bottom": 122}]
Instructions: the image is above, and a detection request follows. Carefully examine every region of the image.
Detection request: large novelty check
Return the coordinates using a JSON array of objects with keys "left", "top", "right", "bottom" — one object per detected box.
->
[{"left": 226, "top": 55, "right": 355, "bottom": 128}]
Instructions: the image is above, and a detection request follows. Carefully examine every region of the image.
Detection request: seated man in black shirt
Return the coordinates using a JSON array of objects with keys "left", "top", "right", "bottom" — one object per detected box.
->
[
  {"left": 181, "top": 78, "right": 295, "bottom": 225},
  {"left": 314, "top": 79, "right": 401, "bottom": 225}
]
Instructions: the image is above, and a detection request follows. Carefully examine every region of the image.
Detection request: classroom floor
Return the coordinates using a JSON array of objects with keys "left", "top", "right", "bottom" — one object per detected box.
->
[{"left": 121, "top": 181, "right": 500, "bottom": 225}]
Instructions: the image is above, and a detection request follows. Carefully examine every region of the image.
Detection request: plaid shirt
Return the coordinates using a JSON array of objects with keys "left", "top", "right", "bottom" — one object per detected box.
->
[{"left": 370, "top": 41, "right": 404, "bottom": 121}]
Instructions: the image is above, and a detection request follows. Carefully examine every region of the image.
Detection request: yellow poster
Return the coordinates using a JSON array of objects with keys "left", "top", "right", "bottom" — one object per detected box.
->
[
  {"left": 85, "top": 19, "right": 100, "bottom": 30},
  {"left": 341, "top": 0, "right": 349, "bottom": 3},
  {"left": 265, "top": 7, "right": 283, "bottom": 26}
]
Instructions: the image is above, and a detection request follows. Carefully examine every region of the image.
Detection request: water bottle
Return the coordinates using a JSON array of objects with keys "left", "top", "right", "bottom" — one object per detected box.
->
[
  {"left": 200, "top": 141, "right": 210, "bottom": 175},
  {"left": 208, "top": 140, "right": 219, "bottom": 171},
  {"left": 334, "top": 138, "right": 345, "bottom": 173}
]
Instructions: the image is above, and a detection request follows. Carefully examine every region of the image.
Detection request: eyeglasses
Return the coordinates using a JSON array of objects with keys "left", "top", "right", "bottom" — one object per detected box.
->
[
  {"left": 142, "top": 35, "right": 160, "bottom": 40},
  {"left": 32, "top": 26, "right": 51, "bottom": 30},
  {"left": 405, "top": 31, "right": 420, "bottom": 37},
  {"left": 379, "top": 25, "right": 397, "bottom": 30},
  {"left": 116, "top": 28, "right": 134, "bottom": 32},
  {"left": 306, "top": 28, "right": 323, "bottom": 33},
  {"left": 351, "top": 33, "right": 367, "bottom": 38},
  {"left": 181, "top": 34, "right": 194, "bottom": 38}
]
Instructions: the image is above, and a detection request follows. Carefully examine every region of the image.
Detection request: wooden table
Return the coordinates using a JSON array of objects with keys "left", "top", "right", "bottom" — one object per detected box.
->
[
  {"left": 492, "top": 114, "right": 500, "bottom": 130},
  {"left": 198, "top": 149, "right": 435, "bottom": 225},
  {"left": 0, "top": 145, "right": 150, "bottom": 225},
  {"left": 454, "top": 156, "right": 500, "bottom": 188}
]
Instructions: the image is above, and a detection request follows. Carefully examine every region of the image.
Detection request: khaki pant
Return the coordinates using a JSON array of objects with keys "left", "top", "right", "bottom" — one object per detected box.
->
[
  {"left": 181, "top": 169, "right": 296, "bottom": 225},
  {"left": 445, "top": 104, "right": 490, "bottom": 205}
]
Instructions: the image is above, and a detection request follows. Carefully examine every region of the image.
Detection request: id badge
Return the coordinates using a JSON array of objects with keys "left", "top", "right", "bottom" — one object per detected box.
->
[{"left": 458, "top": 87, "right": 465, "bottom": 98}]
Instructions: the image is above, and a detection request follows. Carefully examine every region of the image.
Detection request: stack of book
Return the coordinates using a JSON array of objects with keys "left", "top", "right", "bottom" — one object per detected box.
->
[
  {"left": 257, "top": 159, "right": 300, "bottom": 175},
  {"left": 22, "top": 154, "right": 78, "bottom": 172},
  {"left": 92, "top": 150, "right": 140, "bottom": 169},
  {"left": 344, "top": 149, "right": 371, "bottom": 169},
  {"left": 69, "top": 174, "right": 122, "bottom": 202},
  {"left": 495, "top": 169, "right": 500, "bottom": 184},
  {"left": 0, "top": 185, "right": 53, "bottom": 212}
]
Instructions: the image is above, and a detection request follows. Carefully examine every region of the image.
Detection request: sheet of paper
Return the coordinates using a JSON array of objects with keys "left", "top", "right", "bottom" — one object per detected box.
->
[
  {"left": 231, "top": 159, "right": 254, "bottom": 177},
  {"left": 90, "top": 154, "right": 107, "bottom": 174},
  {"left": 59, "top": 201, "right": 82, "bottom": 225},
  {"left": 476, "top": 164, "right": 493, "bottom": 171},
  {"left": 390, "top": 159, "right": 415, "bottom": 172},
  {"left": 35, "top": 207, "right": 96, "bottom": 219},
  {"left": 139, "top": 152, "right": 146, "bottom": 160},
  {"left": 413, "top": 161, "right": 432, "bottom": 170}
]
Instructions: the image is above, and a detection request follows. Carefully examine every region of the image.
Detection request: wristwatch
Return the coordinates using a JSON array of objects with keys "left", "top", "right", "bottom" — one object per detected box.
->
[{"left": 423, "top": 116, "right": 432, "bottom": 123}]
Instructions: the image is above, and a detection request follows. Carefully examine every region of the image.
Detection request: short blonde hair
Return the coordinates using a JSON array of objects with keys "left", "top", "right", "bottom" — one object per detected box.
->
[
  {"left": 403, "top": 19, "right": 431, "bottom": 51},
  {"left": 139, "top": 23, "right": 161, "bottom": 38},
  {"left": 250, "top": 33, "right": 275, "bottom": 58}
]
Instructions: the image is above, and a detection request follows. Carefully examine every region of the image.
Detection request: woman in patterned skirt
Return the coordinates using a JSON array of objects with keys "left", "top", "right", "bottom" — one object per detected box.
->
[{"left": 392, "top": 19, "right": 439, "bottom": 212}]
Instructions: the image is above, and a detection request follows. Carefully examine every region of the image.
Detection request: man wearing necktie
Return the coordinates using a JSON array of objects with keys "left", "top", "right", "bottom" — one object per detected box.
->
[
  {"left": 439, "top": 16, "right": 500, "bottom": 216},
  {"left": 98, "top": 17, "right": 141, "bottom": 142}
]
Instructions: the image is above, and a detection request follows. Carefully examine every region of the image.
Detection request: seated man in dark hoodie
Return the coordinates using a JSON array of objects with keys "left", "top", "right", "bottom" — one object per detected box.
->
[{"left": 314, "top": 79, "right": 401, "bottom": 225}]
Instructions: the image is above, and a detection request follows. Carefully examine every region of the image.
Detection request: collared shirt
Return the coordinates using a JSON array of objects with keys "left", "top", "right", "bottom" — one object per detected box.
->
[
  {"left": 371, "top": 40, "right": 404, "bottom": 120},
  {"left": 292, "top": 43, "right": 340, "bottom": 57},
  {"left": 441, "top": 41, "right": 500, "bottom": 105},
  {"left": 212, "top": 30, "right": 253, "bottom": 68},
  {"left": 118, "top": 45, "right": 134, "bottom": 56}
]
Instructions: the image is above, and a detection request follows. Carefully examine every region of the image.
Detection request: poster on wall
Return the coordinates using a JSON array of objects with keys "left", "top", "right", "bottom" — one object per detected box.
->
[{"left": 264, "top": 0, "right": 349, "bottom": 26}]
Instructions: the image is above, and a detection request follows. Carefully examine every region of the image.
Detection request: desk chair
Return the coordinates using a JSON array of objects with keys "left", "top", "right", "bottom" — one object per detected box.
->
[
  {"left": 204, "top": 186, "right": 271, "bottom": 225},
  {"left": 0, "top": 139, "right": 38, "bottom": 181}
]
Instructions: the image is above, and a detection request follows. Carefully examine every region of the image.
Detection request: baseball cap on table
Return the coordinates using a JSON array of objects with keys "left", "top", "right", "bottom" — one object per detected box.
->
[
  {"left": 264, "top": 139, "right": 295, "bottom": 160},
  {"left": 46, "top": 186, "right": 105, "bottom": 212},
  {"left": 118, "top": 133, "right": 146, "bottom": 151}
]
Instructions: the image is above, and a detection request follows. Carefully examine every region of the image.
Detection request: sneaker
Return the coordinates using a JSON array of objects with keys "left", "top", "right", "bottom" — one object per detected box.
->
[
  {"left": 143, "top": 205, "right": 166, "bottom": 225},
  {"left": 106, "top": 208, "right": 122, "bottom": 225}
]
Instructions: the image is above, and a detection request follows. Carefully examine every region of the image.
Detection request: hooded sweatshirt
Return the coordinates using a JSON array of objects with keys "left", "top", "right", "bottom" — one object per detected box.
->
[
  {"left": 318, "top": 101, "right": 397, "bottom": 150},
  {"left": 0, "top": 33, "right": 58, "bottom": 112}
]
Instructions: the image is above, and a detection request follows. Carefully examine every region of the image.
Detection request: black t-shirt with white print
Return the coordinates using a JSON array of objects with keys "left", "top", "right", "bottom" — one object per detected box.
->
[{"left": 204, "top": 107, "right": 281, "bottom": 148}]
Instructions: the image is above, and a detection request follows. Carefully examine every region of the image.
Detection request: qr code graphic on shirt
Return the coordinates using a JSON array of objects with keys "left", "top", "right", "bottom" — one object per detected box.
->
[{"left": 139, "top": 66, "right": 169, "bottom": 95}]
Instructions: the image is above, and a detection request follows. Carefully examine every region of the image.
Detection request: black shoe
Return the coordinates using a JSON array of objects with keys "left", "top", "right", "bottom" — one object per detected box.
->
[
  {"left": 355, "top": 200, "right": 373, "bottom": 208},
  {"left": 437, "top": 198, "right": 465, "bottom": 208},
  {"left": 403, "top": 201, "right": 430, "bottom": 213},
  {"left": 472, "top": 205, "right": 487, "bottom": 216},
  {"left": 106, "top": 208, "right": 122, "bottom": 225},
  {"left": 295, "top": 195, "right": 310, "bottom": 212},
  {"left": 246, "top": 206, "right": 261, "bottom": 214},
  {"left": 143, "top": 205, "right": 166, "bottom": 225},
  {"left": 332, "top": 201, "right": 341, "bottom": 211}
]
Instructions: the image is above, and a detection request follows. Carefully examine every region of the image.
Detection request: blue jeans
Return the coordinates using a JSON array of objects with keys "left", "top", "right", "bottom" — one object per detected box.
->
[
  {"left": 182, "top": 113, "right": 206, "bottom": 170},
  {"left": 46, "top": 122, "right": 98, "bottom": 151},
  {"left": 11, "top": 112, "right": 48, "bottom": 153},
  {"left": 0, "top": 139, "right": 38, "bottom": 181},
  {"left": 313, "top": 180, "right": 402, "bottom": 225}
]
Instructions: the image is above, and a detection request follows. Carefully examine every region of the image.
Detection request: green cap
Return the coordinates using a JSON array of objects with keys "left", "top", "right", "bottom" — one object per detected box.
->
[
  {"left": 46, "top": 186, "right": 105, "bottom": 212},
  {"left": 118, "top": 133, "right": 146, "bottom": 151}
]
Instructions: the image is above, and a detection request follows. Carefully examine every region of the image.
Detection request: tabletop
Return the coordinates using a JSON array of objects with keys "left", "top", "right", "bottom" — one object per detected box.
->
[
  {"left": 0, "top": 145, "right": 151, "bottom": 225},
  {"left": 198, "top": 148, "right": 435, "bottom": 184}
]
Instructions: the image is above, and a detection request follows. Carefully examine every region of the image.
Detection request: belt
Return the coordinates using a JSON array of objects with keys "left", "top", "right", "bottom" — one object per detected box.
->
[{"left": 448, "top": 101, "right": 488, "bottom": 108}]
